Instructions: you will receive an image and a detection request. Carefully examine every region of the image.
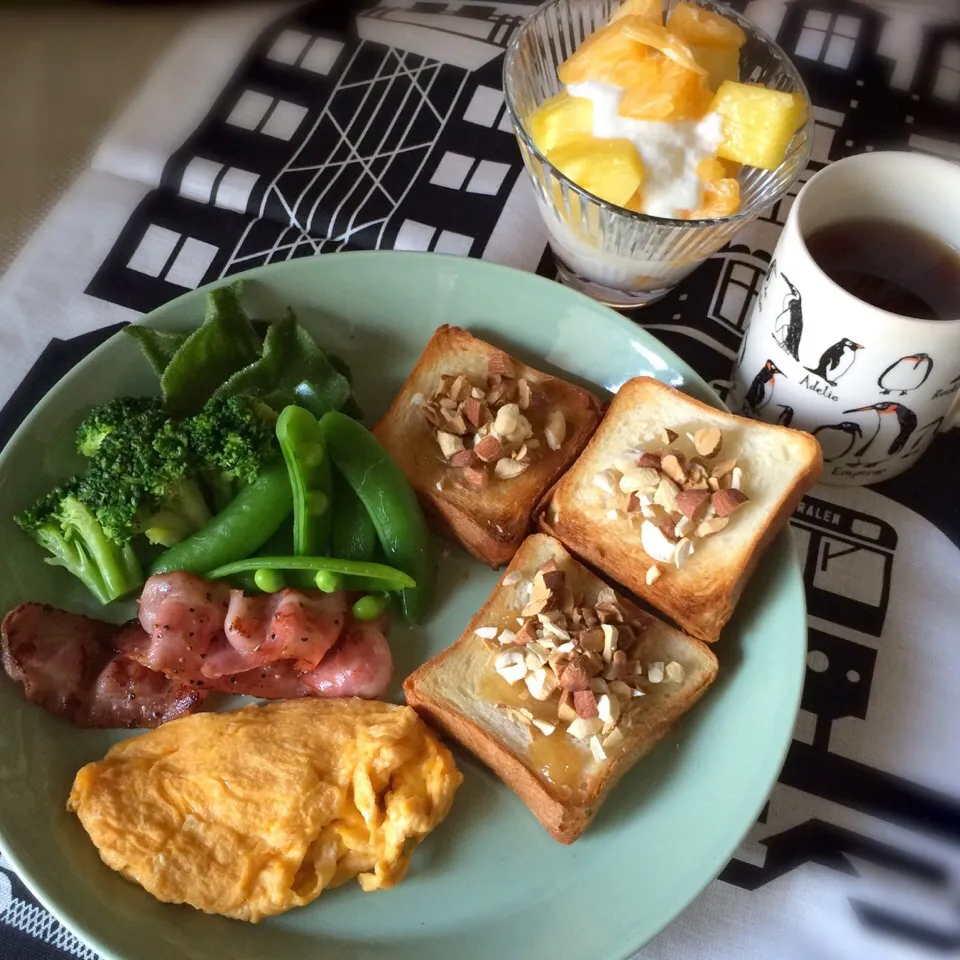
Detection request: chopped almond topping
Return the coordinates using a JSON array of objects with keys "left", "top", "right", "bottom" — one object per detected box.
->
[
  {"left": 675, "top": 488, "right": 711, "bottom": 521},
  {"left": 573, "top": 689, "right": 599, "bottom": 719},
  {"left": 494, "top": 458, "right": 528, "bottom": 479},
  {"left": 449, "top": 448, "right": 477, "bottom": 468},
  {"left": 660, "top": 453, "right": 687, "bottom": 485},
  {"left": 482, "top": 561, "right": 657, "bottom": 748},
  {"left": 559, "top": 655, "right": 592, "bottom": 691},
  {"left": 462, "top": 396, "right": 484, "bottom": 428},
  {"left": 417, "top": 355, "right": 566, "bottom": 485},
  {"left": 692, "top": 426, "right": 722, "bottom": 458},
  {"left": 488, "top": 351, "right": 514, "bottom": 377},
  {"left": 711, "top": 488, "right": 748, "bottom": 517},
  {"left": 474, "top": 434, "right": 502, "bottom": 462},
  {"left": 595, "top": 422, "right": 750, "bottom": 582},
  {"left": 517, "top": 378, "right": 531, "bottom": 410}
]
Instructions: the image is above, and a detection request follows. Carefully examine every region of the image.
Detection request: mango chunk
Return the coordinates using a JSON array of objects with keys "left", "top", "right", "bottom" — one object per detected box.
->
[
  {"left": 528, "top": 92, "right": 595, "bottom": 154},
  {"left": 709, "top": 81, "right": 806, "bottom": 170},
  {"left": 690, "top": 44, "right": 741, "bottom": 91},
  {"left": 547, "top": 137, "right": 644, "bottom": 207}
]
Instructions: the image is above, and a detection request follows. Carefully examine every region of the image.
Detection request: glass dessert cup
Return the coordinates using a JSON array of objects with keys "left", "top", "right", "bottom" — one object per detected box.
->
[{"left": 504, "top": 0, "right": 814, "bottom": 308}]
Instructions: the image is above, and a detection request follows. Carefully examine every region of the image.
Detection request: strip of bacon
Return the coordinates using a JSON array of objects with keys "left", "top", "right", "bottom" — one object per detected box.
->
[
  {"left": 137, "top": 572, "right": 230, "bottom": 677},
  {"left": 205, "top": 588, "right": 346, "bottom": 678},
  {"left": 2, "top": 603, "right": 205, "bottom": 728},
  {"left": 299, "top": 621, "right": 394, "bottom": 699}
]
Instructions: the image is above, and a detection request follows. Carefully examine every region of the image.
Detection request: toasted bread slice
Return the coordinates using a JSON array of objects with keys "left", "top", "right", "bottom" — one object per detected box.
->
[
  {"left": 403, "top": 534, "right": 718, "bottom": 844},
  {"left": 539, "top": 377, "right": 822, "bottom": 642},
  {"left": 373, "top": 326, "right": 602, "bottom": 567}
]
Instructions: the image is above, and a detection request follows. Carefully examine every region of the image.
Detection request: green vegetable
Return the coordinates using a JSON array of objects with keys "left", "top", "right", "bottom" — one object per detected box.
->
[
  {"left": 124, "top": 326, "right": 189, "bottom": 377},
  {"left": 206, "top": 555, "right": 415, "bottom": 590},
  {"left": 254, "top": 567, "right": 286, "bottom": 593},
  {"left": 276, "top": 406, "right": 333, "bottom": 559},
  {"left": 150, "top": 462, "right": 293, "bottom": 575},
  {"left": 75, "top": 398, "right": 211, "bottom": 547},
  {"left": 15, "top": 484, "right": 143, "bottom": 604},
  {"left": 160, "top": 282, "right": 261, "bottom": 417},
  {"left": 185, "top": 395, "right": 279, "bottom": 509},
  {"left": 318, "top": 411, "right": 434, "bottom": 623},
  {"left": 329, "top": 467, "right": 377, "bottom": 562},
  {"left": 75, "top": 396, "right": 162, "bottom": 458},
  {"left": 214, "top": 309, "right": 360, "bottom": 417},
  {"left": 314, "top": 570, "right": 343, "bottom": 593},
  {"left": 352, "top": 593, "right": 390, "bottom": 622}
]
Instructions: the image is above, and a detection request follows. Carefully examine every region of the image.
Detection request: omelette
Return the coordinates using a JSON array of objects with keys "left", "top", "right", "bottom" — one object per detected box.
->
[{"left": 67, "top": 698, "right": 462, "bottom": 922}]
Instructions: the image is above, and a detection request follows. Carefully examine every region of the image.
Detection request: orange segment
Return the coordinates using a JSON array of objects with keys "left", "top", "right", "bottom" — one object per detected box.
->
[
  {"left": 684, "top": 157, "right": 741, "bottom": 218},
  {"left": 558, "top": 18, "right": 656, "bottom": 88},
  {"left": 547, "top": 137, "right": 644, "bottom": 207},
  {"left": 710, "top": 81, "right": 806, "bottom": 170},
  {"left": 666, "top": 3, "right": 746, "bottom": 48},
  {"left": 609, "top": 0, "right": 662, "bottom": 25},
  {"left": 528, "top": 92, "right": 595, "bottom": 154},
  {"left": 618, "top": 55, "right": 713, "bottom": 121},
  {"left": 686, "top": 177, "right": 741, "bottom": 219},
  {"left": 617, "top": 19, "right": 706, "bottom": 75},
  {"left": 696, "top": 157, "right": 726, "bottom": 182},
  {"left": 667, "top": 3, "right": 744, "bottom": 89}
]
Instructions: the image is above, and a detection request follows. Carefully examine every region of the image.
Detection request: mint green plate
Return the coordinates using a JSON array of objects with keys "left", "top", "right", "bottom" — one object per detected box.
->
[{"left": 0, "top": 252, "right": 804, "bottom": 960}]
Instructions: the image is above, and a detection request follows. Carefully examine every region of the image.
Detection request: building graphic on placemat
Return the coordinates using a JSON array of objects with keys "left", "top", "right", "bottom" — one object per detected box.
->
[{"left": 87, "top": 0, "right": 544, "bottom": 313}]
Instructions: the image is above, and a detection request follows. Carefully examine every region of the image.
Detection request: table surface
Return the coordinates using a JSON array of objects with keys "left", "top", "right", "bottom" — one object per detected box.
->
[
  {"left": 0, "top": 3, "right": 958, "bottom": 959},
  {"left": 0, "top": 7, "right": 191, "bottom": 276}
]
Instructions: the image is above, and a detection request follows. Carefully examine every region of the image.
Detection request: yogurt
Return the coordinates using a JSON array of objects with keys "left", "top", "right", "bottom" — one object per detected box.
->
[{"left": 567, "top": 80, "right": 723, "bottom": 218}]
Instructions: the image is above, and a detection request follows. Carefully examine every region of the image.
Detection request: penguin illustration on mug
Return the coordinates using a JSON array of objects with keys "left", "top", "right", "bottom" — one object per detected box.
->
[
  {"left": 877, "top": 353, "right": 934, "bottom": 396},
  {"left": 771, "top": 275, "right": 803, "bottom": 360},
  {"left": 844, "top": 402, "right": 918, "bottom": 461},
  {"left": 744, "top": 359, "right": 784, "bottom": 414},
  {"left": 812, "top": 421, "right": 863, "bottom": 462},
  {"left": 805, "top": 338, "right": 864, "bottom": 386}
]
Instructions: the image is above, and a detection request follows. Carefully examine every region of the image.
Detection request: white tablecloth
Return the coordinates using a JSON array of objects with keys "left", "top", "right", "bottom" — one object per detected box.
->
[{"left": 1, "top": 3, "right": 958, "bottom": 958}]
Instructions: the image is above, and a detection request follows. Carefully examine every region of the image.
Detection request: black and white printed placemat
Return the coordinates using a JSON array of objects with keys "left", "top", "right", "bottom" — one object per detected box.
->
[{"left": 1, "top": 2, "right": 958, "bottom": 958}]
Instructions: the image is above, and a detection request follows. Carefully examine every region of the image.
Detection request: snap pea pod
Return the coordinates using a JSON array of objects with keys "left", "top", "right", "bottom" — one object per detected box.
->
[
  {"left": 205, "top": 555, "right": 415, "bottom": 591},
  {"left": 276, "top": 406, "right": 333, "bottom": 588},
  {"left": 318, "top": 411, "right": 434, "bottom": 624},
  {"left": 150, "top": 462, "right": 292, "bottom": 575},
  {"left": 329, "top": 467, "right": 377, "bottom": 562}
]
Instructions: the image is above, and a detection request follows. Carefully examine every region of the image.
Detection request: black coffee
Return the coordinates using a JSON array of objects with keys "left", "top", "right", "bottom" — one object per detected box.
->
[{"left": 804, "top": 218, "right": 960, "bottom": 320}]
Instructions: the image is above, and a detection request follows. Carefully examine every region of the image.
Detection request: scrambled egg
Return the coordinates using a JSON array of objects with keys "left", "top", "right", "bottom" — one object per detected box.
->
[{"left": 67, "top": 698, "right": 461, "bottom": 922}]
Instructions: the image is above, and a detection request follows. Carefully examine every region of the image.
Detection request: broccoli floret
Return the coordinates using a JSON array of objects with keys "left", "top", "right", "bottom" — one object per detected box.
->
[
  {"left": 76, "top": 403, "right": 212, "bottom": 548},
  {"left": 15, "top": 483, "right": 143, "bottom": 604},
  {"left": 186, "top": 396, "right": 279, "bottom": 508},
  {"left": 76, "top": 396, "right": 165, "bottom": 458}
]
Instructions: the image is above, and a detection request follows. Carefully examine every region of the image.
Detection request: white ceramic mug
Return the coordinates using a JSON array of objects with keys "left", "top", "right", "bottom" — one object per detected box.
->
[{"left": 729, "top": 152, "right": 960, "bottom": 486}]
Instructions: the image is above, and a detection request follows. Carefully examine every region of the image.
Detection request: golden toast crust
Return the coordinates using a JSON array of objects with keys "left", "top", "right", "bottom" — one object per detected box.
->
[
  {"left": 538, "top": 377, "right": 822, "bottom": 641},
  {"left": 373, "top": 326, "right": 602, "bottom": 567},
  {"left": 403, "top": 534, "right": 718, "bottom": 843}
]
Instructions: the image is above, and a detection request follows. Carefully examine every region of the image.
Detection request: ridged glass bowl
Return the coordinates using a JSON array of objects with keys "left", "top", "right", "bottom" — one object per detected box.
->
[{"left": 504, "top": 0, "right": 813, "bottom": 308}]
